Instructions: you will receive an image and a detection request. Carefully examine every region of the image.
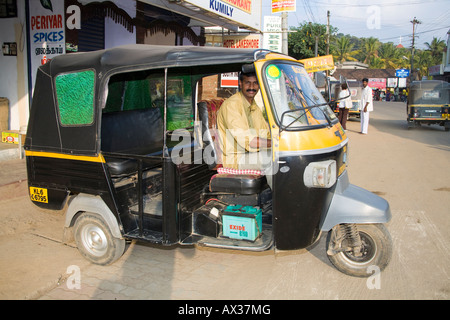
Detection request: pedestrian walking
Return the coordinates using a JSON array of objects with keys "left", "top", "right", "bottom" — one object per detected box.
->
[
  {"left": 360, "top": 78, "right": 373, "bottom": 134},
  {"left": 338, "top": 83, "right": 352, "bottom": 130}
]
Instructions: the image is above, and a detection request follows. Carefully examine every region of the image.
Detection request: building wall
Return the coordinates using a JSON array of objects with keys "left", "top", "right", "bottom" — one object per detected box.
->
[
  {"left": 104, "top": 0, "right": 136, "bottom": 49},
  {"left": 0, "top": 0, "right": 29, "bottom": 131}
]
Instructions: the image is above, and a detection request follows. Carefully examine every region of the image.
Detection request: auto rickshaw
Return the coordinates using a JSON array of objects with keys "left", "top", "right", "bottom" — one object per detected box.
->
[
  {"left": 330, "top": 80, "right": 362, "bottom": 119},
  {"left": 407, "top": 80, "right": 450, "bottom": 131},
  {"left": 25, "top": 45, "right": 392, "bottom": 277}
]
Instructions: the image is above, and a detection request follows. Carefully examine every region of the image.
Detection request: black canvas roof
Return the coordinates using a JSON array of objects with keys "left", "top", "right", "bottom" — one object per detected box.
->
[
  {"left": 41, "top": 45, "right": 271, "bottom": 78},
  {"left": 27, "top": 45, "right": 275, "bottom": 156},
  {"left": 410, "top": 80, "right": 450, "bottom": 90}
]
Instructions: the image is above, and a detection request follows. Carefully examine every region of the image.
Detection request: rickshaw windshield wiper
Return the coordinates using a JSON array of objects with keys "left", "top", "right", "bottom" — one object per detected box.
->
[
  {"left": 280, "top": 102, "right": 330, "bottom": 132},
  {"left": 280, "top": 74, "right": 334, "bottom": 132}
]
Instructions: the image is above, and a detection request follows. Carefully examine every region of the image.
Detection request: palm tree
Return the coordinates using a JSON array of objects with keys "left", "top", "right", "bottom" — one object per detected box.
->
[
  {"left": 414, "top": 50, "right": 432, "bottom": 79},
  {"left": 424, "top": 37, "right": 446, "bottom": 65},
  {"left": 360, "top": 37, "right": 380, "bottom": 66},
  {"left": 331, "top": 36, "right": 360, "bottom": 63},
  {"left": 378, "top": 43, "right": 401, "bottom": 68},
  {"left": 370, "top": 57, "right": 385, "bottom": 69}
]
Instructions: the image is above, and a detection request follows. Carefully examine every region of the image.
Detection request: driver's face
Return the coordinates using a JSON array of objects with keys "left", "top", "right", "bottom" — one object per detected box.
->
[{"left": 240, "top": 75, "right": 259, "bottom": 102}]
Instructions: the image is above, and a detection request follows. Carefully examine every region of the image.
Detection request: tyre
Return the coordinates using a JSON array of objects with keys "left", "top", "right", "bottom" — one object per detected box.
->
[
  {"left": 326, "top": 224, "right": 392, "bottom": 277},
  {"left": 73, "top": 213, "right": 125, "bottom": 265}
]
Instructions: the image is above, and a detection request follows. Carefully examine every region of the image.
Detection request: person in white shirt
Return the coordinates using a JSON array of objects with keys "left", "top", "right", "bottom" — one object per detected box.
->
[
  {"left": 360, "top": 78, "right": 373, "bottom": 134},
  {"left": 338, "top": 83, "right": 352, "bottom": 130}
]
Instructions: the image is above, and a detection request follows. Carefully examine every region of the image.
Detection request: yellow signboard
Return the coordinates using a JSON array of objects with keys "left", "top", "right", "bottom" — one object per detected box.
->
[
  {"left": 299, "top": 55, "right": 335, "bottom": 73},
  {"left": 2, "top": 131, "right": 19, "bottom": 144},
  {"left": 272, "top": 0, "right": 296, "bottom": 13},
  {"left": 222, "top": 0, "right": 252, "bottom": 14}
]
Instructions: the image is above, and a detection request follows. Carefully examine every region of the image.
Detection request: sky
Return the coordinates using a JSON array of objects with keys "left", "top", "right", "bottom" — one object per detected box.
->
[{"left": 261, "top": 0, "right": 450, "bottom": 50}]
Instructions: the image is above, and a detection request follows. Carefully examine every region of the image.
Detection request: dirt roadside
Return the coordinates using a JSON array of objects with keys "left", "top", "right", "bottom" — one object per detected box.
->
[{"left": 0, "top": 158, "right": 90, "bottom": 299}]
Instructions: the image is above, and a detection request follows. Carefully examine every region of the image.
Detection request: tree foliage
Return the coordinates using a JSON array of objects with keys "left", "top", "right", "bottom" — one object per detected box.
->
[
  {"left": 288, "top": 22, "right": 338, "bottom": 59},
  {"left": 287, "top": 21, "right": 446, "bottom": 79}
]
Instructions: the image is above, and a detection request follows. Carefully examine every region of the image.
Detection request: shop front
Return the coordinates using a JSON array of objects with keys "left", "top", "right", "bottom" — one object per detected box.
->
[{"left": 0, "top": 0, "right": 262, "bottom": 132}]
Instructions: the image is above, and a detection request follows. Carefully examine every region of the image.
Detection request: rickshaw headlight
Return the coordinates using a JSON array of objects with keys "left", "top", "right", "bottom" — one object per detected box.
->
[{"left": 303, "top": 160, "right": 337, "bottom": 188}]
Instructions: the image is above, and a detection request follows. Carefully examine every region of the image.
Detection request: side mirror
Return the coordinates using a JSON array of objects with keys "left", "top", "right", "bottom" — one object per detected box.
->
[{"left": 315, "top": 72, "right": 326, "bottom": 88}]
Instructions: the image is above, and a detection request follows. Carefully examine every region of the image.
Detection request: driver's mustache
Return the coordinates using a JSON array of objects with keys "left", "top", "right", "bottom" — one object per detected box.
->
[{"left": 246, "top": 89, "right": 257, "bottom": 92}]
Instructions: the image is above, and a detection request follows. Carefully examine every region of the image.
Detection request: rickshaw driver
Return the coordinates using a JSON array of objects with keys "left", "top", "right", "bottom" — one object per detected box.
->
[{"left": 216, "top": 72, "right": 273, "bottom": 187}]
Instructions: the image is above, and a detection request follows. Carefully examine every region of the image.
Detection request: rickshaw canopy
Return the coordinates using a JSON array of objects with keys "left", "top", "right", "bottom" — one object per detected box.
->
[
  {"left": 26, "top": 45, "right": 273, "bottom": 156},
  {"left": 408, "top": 80, "right": 450, "bottom": 105},
  {"left": 39, "top": 45, "right": 270, "bottom": 77}
]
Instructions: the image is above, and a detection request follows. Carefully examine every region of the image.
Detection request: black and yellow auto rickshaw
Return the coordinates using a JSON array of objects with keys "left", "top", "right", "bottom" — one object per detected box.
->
[
  {"left": 25, "top": 45, "right": 392, "bottom": 277},
  {"left": 407, "top": 80, "right": 450, "bottom": 131},
  {"left": 330, "top": 80, "right": 362, "bottom": 119}
]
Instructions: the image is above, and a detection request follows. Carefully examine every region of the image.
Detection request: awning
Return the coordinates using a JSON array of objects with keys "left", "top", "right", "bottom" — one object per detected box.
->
[{"left": 140, "top": 0, "right": 262, "bottom": 32}]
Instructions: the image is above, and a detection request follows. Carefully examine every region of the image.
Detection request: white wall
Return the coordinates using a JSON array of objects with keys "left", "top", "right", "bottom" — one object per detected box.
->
[{"left": 0, "top": 1, "right": 29, "bottom": 131}]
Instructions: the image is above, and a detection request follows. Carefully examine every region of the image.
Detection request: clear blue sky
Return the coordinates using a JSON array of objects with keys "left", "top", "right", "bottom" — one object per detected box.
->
[{"left": 261, "top": 0, "right": 450, "bottom": 49}]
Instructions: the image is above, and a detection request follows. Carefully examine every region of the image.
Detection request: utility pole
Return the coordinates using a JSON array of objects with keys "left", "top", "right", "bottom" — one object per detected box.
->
[
  {"left": 326, "top": 11, "right": 330, "bottom": 77},
  {"left": 410, "top": 17, "right": 421, "bottom": 81},
  {"left": 326, "top": 10, "right": 330, "bottom": 56},
  {"left": 281, "top": 12, "right": 288, "bottom": 54}
]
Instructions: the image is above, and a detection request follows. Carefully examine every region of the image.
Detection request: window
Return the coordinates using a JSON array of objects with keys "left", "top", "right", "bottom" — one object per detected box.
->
[
  {"left": 0, "top": 0, "right": 17, "bottom": 18},
  {"left": 55, "top": 70, "right": 95, "bottom": 126},
  {"left": 264, "top": 62, "right": 337, "bottom": 130},
  {"left": 104, "top": 69, "right": 195, "bottom": 131}
]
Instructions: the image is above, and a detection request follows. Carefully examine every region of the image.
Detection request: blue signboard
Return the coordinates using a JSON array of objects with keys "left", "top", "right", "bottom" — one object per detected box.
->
[{"left": 396, "top": 69, "right": 410, "bottom": 78}]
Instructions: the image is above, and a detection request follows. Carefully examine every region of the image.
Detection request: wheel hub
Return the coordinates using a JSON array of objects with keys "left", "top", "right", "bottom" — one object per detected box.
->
[{"left": 81, "top": 224, "right": 108, "bottom": 257}]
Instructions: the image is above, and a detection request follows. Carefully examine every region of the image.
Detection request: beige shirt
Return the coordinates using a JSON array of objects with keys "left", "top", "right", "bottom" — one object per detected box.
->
[{"left": 217, "top": 91, "right": 270, "bottom": 169}]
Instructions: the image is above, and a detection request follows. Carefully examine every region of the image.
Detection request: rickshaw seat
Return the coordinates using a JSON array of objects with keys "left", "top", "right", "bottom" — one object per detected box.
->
[
  {"left": 104, "top": 158, "right": 142, "bottom": 177},
  {"left": 198, "top": 99, "right": 265, "bottom": 195},
  {"left": 209, "top": 173, "right": 265, "bottom": 195},
  {"left": 101, "top": 108, "right": 164, "bottom": 177}
]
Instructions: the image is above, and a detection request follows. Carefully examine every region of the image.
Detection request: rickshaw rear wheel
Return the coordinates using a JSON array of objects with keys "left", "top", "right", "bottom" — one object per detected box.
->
[
  {"left": 73, "top": 212, "right": 126, "bottom": 265},
  {"left": 326, "top": 224, "right": 392, "bottom": 277}
]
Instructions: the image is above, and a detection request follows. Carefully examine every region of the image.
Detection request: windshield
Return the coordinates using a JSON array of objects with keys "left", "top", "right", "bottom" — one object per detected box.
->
[{"left": 264, "top": 62, "right": 337, "bottom": 130}]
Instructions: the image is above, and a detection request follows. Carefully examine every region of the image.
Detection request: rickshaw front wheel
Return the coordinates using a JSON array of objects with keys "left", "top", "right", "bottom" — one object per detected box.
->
[
  {"left": 73, "top": 212, "right": 126, "bottom": 265},
  {"left": 326, "top": 224, "right": 392, "bottom": 277}
]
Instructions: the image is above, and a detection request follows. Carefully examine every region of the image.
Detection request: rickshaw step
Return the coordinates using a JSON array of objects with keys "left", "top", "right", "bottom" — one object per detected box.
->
[{"left": 124, "top": 228, "right": 164, "bottom": 243}]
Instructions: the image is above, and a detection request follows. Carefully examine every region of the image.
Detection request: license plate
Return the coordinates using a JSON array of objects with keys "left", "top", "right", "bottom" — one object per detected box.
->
[{"left": 30, "top": 187, "right": 48, "bottom": 203}]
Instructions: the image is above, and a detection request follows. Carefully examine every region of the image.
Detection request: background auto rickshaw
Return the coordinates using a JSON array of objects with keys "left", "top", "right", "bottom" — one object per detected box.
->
[
  {"left": 330, "top": 80, "right": 362, "bottom": 119},
  {"left": 25, "top": 45, "right": 392, "bottom": 277},
  {"left": 407, "top": 80, "right": 450, "bottom": 131}
]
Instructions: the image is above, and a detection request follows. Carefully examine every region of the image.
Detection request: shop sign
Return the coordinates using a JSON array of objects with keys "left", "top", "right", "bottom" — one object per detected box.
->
[
  {"left": 271, "top": 0, "right": 296, "bottom": 13},
  {"left": 221, "top": 72, "right": 239, "bottom": 87},
  {"left": 263, "top": 16, "right": 282, "bottom": 53},
  {"left": 387, "top": 78, "right": 398, "bottom": 88},
  {"left": 223, "top": 35, "right": 260, "bottom": 48},
  {"left": 29, "top": 0, "right": 65, "bottom": 65},
  {"left": 28, "top": 0, "right": 66, "bottom": 93},
  {"left": 222, "top": 0, "right": 252, "bottom": 14},
  {"left": 368, "top": 78, "right": 386, "bottom": 89},
  {"left": 299, "top": 55, "right": 334, "bottom": 73},
  {"left": 183, "top": 0, "right": 261, "bottom": 31},
  {"left": 395, "top": 69, "right": 410, "bottom": 78},
  {"left": 428, "top": 65, "right": 443, "bottom": 76}
]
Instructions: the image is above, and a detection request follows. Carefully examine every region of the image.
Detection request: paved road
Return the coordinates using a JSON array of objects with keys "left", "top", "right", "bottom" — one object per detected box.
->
[{"left": 0, "top": 101, "right": 449, "bottom": 301}]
